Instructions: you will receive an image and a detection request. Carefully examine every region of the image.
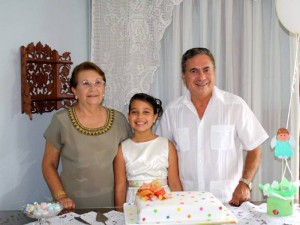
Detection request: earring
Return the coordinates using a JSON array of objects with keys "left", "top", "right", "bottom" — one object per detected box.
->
[{"left": 75, "top": 96, "right": 78, "bottom": 100}]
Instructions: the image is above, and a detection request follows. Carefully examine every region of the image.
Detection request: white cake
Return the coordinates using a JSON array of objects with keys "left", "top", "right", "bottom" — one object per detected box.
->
[{"left": 133, "top": 191, "right": 237, "bottom": 224}]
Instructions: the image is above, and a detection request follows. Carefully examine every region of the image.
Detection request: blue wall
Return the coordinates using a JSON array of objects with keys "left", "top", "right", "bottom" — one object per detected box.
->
[{"left": 0, "top": 0, "right": 90, "bottom": 210}]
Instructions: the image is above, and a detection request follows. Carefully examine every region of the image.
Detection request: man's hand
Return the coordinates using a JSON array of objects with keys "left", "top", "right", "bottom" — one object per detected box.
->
[
  {"left": 229, "top": 182, "right": 251, "bottom": 206},
  {"left": 229, "top": 147, "right": 262, "bottom": 206}
]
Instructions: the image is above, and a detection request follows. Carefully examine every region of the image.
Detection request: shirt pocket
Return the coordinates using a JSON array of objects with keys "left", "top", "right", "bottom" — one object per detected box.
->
[
  {"left": 211, "top": 125, "right": 234, "bottom": 151},
  {"left": 174, "top": 128, "right": 190, "bottom": 152}
]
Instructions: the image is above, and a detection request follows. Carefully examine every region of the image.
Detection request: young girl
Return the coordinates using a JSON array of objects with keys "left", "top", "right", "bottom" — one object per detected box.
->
[{"left": 114, "top": 93, "right": 182, "bottom": 211}]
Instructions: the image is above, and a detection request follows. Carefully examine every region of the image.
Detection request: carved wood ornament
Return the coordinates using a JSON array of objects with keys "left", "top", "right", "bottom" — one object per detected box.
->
[{"left": 21, "top": 42, "right": 76, "bottom": 120}]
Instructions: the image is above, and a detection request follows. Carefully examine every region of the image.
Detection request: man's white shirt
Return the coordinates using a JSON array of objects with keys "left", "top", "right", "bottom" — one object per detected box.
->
[{"left": 156, "top": 86, "right": 269, "bottom": 202}]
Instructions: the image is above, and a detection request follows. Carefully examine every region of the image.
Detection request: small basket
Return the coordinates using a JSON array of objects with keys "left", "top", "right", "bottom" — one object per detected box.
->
[{"left": 267, "top": 196, "right": 294, "bottom": 217}]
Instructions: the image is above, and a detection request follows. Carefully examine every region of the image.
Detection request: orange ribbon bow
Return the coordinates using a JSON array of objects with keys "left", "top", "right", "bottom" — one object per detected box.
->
[{"left": 136, "top": 179, "right": 169, "bottom": 201}]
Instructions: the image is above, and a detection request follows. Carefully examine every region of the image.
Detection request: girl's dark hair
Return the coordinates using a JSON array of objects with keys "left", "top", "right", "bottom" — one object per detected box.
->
[
  {"left": 70, "top": 61, "right": 106, "bottom": 88},
  {"left": 129, "top": 93, "right": 163, "bottom": 117},
  {"left": 181, "top": 47, "right": 216, "bottom": 74}
]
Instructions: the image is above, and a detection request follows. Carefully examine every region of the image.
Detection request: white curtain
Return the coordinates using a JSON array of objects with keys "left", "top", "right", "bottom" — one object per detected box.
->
[
  {"left": 92, "top": 0, "right": 299, "bottom": 201},
  {"left": 151, "top": 0, "right": 299, "bottom": 201}
]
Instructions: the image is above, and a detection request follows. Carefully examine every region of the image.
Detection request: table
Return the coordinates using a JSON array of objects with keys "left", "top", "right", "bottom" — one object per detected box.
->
[
  {"left": 0, "top": 208, "right": 112, "bottom": 225},
  {"left": 1, "top": 201, "right": 299, "bottom": 225}
]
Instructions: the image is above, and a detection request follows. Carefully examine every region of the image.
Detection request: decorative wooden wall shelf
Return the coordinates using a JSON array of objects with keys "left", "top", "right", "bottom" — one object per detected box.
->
[{"left": 21, "top": 42, "right": 76, "bottom": 120}]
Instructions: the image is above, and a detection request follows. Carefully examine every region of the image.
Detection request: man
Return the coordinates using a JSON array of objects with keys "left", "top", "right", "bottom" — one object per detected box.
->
[{"left": 156, "top": 48, "right": 268, "bottom": 206}]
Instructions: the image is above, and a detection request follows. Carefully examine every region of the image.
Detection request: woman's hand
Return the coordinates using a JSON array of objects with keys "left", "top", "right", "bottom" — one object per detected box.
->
[
  {"left": 57, "top": 196, "right": 76, "bottom": 209},
  {"left": 42, "top": 141, "right": 76, "bottom": 210}
]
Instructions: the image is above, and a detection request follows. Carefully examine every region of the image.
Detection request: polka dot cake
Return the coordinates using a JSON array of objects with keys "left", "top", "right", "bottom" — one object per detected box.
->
[{"left": 134, "top": 191, "right": 237, "bottom": 224}]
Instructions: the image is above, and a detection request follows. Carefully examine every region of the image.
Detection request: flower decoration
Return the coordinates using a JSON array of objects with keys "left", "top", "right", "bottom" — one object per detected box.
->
[
  {"left": 259, "top": 177, "right": 297, "bottom": 199},
  {"left": 136, "top": 179, "right": 170, "bottom": 201}
]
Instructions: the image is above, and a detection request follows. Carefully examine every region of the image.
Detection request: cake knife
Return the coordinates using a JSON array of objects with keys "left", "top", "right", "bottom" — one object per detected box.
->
[
  {"left": 74, "top": 216, "right": 92, "bottom": 225},
  {"left": 96, "top": 211, "right": 108, "bottom": 224}
]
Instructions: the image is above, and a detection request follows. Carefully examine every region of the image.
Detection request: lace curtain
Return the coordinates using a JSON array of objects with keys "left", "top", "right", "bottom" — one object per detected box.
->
[{"left": 91, "top": 0, "right": 182, "bottom": 112}]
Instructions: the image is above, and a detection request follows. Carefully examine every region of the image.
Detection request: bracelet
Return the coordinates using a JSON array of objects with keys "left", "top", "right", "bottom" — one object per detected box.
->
[
  {"left": 239, "top": 178, "right": 253, "bottom": 191},
  {"left": 56, "top": 196, "right": 68, "bottom": 201},
  {"left": 53, "top": 191, "right": 67, "bottom": 200}
]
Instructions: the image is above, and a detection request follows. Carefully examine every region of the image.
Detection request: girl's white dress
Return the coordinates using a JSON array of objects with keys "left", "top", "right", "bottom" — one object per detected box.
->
[{"left": 121, "top": 136, "right": 170, "bottom": 203}]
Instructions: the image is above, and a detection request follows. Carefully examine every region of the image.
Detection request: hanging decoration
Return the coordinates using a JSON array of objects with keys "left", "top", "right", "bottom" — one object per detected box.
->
[
  {"left": 274, "top": 0, "right": 300, "bottom": 179},
  {"left": 270, "top": 128, "right": 296, "bottom": 180},
  {"left": 259, "top": 0, "right": 300, "bottom": 217}
]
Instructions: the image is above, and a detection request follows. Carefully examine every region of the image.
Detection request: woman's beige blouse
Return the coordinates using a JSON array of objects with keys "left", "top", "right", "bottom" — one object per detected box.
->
[{"left": 44, "top": 107, "right": 132, "bottom": 208}]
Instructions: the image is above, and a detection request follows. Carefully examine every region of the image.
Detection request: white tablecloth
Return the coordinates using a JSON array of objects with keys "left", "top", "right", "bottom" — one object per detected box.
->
[
  {"left": 25, "top": 202, "right": 300, "bottom": 225},
  {"left": 226, "top": 202, "right": 300, "bottom": 225}
]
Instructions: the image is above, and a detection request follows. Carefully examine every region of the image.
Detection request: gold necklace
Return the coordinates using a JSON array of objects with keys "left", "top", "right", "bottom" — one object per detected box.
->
[{"left": 68, "top": 107, "right": 114, "bottom": 136}]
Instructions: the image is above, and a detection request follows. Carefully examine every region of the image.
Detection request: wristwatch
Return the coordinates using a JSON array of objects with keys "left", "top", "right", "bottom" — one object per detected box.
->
[{"left": 239, "top": 178, "right": 253, "bottom": 191}]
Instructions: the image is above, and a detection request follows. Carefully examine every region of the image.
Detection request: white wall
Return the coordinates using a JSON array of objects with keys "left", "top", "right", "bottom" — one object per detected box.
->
[{"left": 0, "top": 0, "right": 90, "bottom": 210}]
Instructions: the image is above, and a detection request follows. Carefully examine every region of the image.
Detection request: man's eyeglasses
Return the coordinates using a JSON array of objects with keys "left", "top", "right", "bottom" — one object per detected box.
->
[{"left": 79, "top": 79, "right": 106, "bottom": 88}]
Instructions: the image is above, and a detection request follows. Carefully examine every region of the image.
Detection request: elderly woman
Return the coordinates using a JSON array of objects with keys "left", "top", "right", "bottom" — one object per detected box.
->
[{"left": 42, "top": 61, "right": 132, "bottom": 209}]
